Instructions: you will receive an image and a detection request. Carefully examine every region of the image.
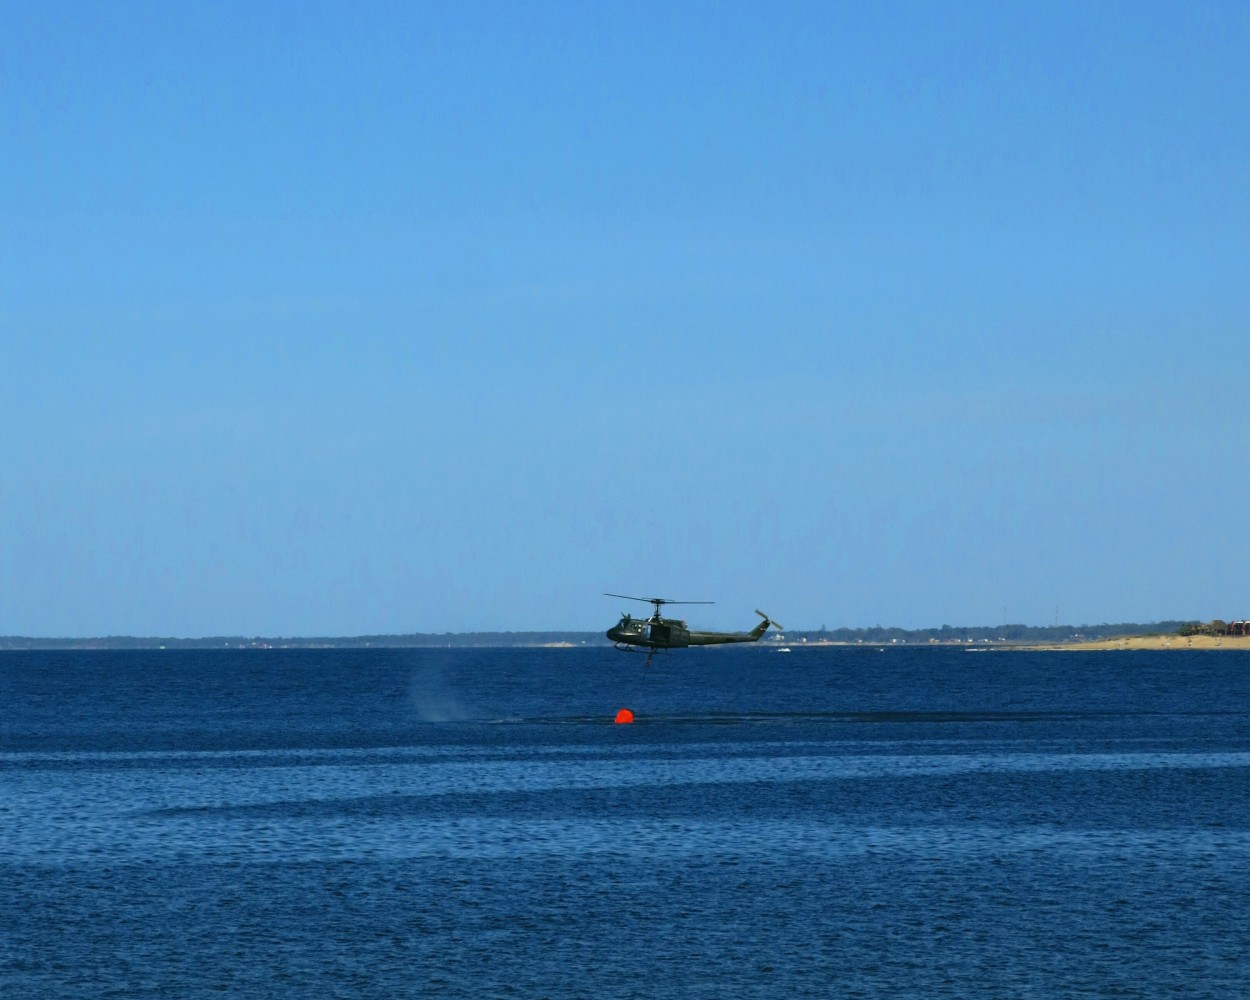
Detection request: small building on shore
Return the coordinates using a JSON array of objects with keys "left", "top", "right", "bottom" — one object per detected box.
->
[{"left": 1179, "top": 619, "right": 1250, "bottom": 637}]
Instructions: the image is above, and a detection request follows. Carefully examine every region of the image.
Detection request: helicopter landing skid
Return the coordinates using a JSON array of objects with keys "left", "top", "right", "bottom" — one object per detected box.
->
[{"left": 612, "top": 643, "right": 668, "bottom": 669}]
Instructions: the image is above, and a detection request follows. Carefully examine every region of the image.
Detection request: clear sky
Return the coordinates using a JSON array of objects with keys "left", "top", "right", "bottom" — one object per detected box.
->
[{"left": 2, "top": 1, "right": 1248, "bottom": 636}]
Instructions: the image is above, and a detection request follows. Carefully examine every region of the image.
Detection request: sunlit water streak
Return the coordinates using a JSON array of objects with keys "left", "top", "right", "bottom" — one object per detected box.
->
[{"left": 5, "top": 744, "right": 1248, "bottom": 867}]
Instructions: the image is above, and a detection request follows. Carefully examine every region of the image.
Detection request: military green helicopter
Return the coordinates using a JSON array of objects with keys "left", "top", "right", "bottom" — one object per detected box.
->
[{"left": 605, "top": 593, "right": 782, "bottom": 666}]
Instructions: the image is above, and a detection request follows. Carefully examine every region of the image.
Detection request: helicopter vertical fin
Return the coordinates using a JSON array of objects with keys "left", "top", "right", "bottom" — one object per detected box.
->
[{"left": 750, "top": 610, "right": 781, "bottom": 640}]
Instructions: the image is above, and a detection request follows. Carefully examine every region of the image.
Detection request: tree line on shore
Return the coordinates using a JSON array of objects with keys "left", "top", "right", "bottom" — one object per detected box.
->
[{"left": 807, "top": 621, "right": 1193, "bottom": 643}]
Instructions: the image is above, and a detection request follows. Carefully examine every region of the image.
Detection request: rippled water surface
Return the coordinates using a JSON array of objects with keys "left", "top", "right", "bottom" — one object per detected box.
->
[{"left": 4, "top": 646, "right": 1250, "bottom": 998}]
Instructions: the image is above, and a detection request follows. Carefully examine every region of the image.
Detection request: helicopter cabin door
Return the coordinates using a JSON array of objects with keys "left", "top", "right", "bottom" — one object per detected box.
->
[{"left": 648, "top": 622, "right": 690, "bottom": 648}]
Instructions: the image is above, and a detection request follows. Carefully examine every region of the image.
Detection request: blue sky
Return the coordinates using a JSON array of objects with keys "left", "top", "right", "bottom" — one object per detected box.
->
[{"left": 3, "top": 1, "right": 1248, "bottom": 635}]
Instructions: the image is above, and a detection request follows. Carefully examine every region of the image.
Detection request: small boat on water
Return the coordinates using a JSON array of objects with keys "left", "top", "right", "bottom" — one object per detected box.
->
[{"left": 776, "top": 646, "right": 792, "bottom": 653}]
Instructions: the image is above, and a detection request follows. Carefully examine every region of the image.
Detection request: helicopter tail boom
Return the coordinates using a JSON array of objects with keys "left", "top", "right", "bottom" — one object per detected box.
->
[{"left": 685, "top": 611, "right": 781, "bottom": 646}]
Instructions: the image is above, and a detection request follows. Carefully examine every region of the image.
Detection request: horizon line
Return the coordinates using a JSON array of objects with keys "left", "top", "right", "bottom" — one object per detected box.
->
[{"left": 0, "top": 619, "right": 1197, "bottom": 643}]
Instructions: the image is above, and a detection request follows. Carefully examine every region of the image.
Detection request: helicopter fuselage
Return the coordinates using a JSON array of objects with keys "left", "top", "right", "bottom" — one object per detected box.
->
[{"left": 606, "top": 614, "right": 768, "bottom": 649}]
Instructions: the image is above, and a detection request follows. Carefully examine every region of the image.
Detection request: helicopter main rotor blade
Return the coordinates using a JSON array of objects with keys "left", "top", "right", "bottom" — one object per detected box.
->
[{"left": 604, "top": 593, "right": 714, "bottom": 606}]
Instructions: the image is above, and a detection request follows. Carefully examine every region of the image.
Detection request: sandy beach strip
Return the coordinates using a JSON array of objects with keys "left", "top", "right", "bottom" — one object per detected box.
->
[{"left": 1017, "top": 634, "right": 1250, "bottom": 651}]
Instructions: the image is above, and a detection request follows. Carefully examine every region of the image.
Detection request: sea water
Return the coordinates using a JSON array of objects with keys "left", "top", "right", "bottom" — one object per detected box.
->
[{"left": 3, "top": 646, "right": 1250, "bottom": 998}]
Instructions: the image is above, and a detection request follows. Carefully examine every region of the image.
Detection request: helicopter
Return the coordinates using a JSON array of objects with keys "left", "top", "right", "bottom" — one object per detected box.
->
[{"left": 605, "top": 593, "right": 783, "bottom": 666}]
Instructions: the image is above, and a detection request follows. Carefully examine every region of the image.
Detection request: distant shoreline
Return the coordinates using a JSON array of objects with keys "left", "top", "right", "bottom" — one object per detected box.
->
[
  {"left": 1014, "top": 634, "right": 1250, "bottom": 651},
  {"left": 2, "top": 622, "right": 1245, "bottom": 652},
  {"left": 0, "top": 636, "right": 611, "bottom": 651}
]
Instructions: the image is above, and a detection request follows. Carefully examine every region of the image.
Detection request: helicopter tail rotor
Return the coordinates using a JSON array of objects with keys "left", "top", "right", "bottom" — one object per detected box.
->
[{"left": 755, "top": 610, "right": 783, "bottom": 631}]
